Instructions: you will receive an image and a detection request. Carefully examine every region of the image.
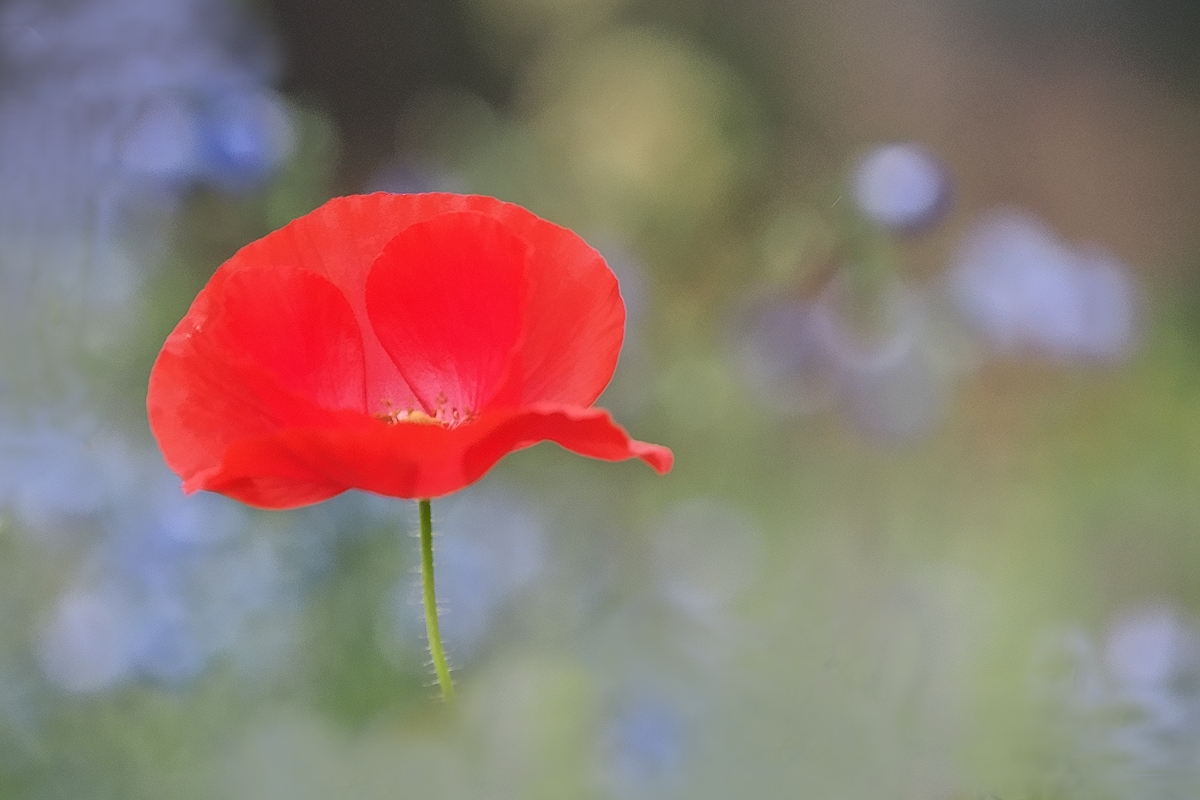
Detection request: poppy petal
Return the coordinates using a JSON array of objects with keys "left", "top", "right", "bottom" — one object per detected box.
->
[
  {"left": 365, "top": 211, "right": 528, "bottom": 417},
  {"left": 479, "top": 205, "right": 625, "bottom": 407},
  {"left": 148, "top": 265, "right": 365, "bottom": 490},
  {"left": 461, "top": 404, "right": 674, "bottom": 479},
  {"left": 217, "top": 193, "right": 498, "bottom": 410},
  {"left": 187, "top": 405, "right": 671, "bottom": 509},
  {"left": 216, "top": 267, "right": 366, "bottom": 411},
  {"left": 189, "top": 444, "right": 349, "bottom": 509},
  {"left": 229, "top": 193, "right": 623, "bottom": 410}
]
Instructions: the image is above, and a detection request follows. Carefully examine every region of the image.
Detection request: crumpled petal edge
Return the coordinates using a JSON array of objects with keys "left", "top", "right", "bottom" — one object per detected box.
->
[{"left": 181, "top": 404, "right": 671, "bottom": 509}]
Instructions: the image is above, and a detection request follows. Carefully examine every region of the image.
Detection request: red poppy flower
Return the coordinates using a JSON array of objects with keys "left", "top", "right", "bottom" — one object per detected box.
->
[{"left": 147, "top": 193, "right": 673, "bottom": 509}]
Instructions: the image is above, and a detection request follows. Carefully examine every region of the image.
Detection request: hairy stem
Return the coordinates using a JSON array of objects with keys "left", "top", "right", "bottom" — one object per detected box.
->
[{"left": 419, "top": 498, "right": 456, "bottom": 706}]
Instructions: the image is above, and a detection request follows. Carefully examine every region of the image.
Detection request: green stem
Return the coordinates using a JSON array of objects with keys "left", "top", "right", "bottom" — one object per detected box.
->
[{"left": 419, "top": 498, "right": 456, "bottom": 706}]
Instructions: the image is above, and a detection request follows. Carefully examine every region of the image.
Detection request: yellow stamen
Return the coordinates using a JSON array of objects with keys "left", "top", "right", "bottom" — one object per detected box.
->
[{"left": 375, "top": 400, "right": 475, "bottom": 428}]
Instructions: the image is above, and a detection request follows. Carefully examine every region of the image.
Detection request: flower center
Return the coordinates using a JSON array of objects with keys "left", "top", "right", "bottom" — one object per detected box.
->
[
  {"left": 376, "top": 408, "right": 441, "bottom": 426},
  {"left": 375, "top": 401, "right": 474, "bottom": 428}
]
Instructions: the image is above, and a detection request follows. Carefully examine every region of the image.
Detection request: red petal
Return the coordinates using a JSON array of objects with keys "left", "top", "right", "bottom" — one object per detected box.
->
[
  {"left": 220, "top": 193, "right": 505, "bottom": 410},
  {"left": 230, "top": 193, "right": 623, "bottom": 410},
  {"left": 147, "top": 266, "right": 365, "bottom": 490},
  {"left": 216, "top": 268, "right": 366, "bottom": 410},
  {"left": 365, "top": 211, "right": 528, "bottom": 416},
  {"left": 188, "top": 405, "right": 672, "bottom": 508},
  {"left": 460, "top": 404, "right": 674, "bottom": 479},
  {"left": 189, "top": 447, "right": 349, "bottom": 509},
  {"left": 479, "top": 204, "right": 625, "bottom": 407}
]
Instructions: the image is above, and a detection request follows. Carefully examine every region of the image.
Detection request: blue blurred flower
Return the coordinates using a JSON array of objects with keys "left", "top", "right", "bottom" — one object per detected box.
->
[
  {"left": 36, "top": 582, "right": 142, "bottom": 694},
  {"left": 851, "top": 143, "right": 951, "bottom": 235},
  {"left": 945, "top": 208, "right": 1139, "bottom": 362},
  {"left": 0, "top": 0, "right": 293, "bottom": 333},
  {"left": 194, "top": 88, "right": 295, "bottom": 190},
  {"left": 735, "top": 271, "right": 962, "bottom": 440},
  {"left": 0, "top": 412, "right": 142, "bottom": 533},
  {"left": 0, "top": 0, "right": 289, "bottom": 202},
  {"left": 596, "top": 694, "right": 689, "bottom": 798},
  {"left": 26, "top": 449, "right": 319, "bottom": 693},
  {"left": 1103, "top": 608, "right": 1200, "bottom": 755},
  {"left": 1032, "top": 605, "right": 1200, "bottom": 798},
  {"left": 116, "top": 87, "right": 295, "bottom": 192},
  {"left": 734, "top": 292, "right": 837, "bottom": 418}
]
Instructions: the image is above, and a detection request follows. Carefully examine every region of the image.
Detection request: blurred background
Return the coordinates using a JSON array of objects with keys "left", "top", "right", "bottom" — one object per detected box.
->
[{"left": 2, "top": 0, "right": 1200, "bottom": 797}]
